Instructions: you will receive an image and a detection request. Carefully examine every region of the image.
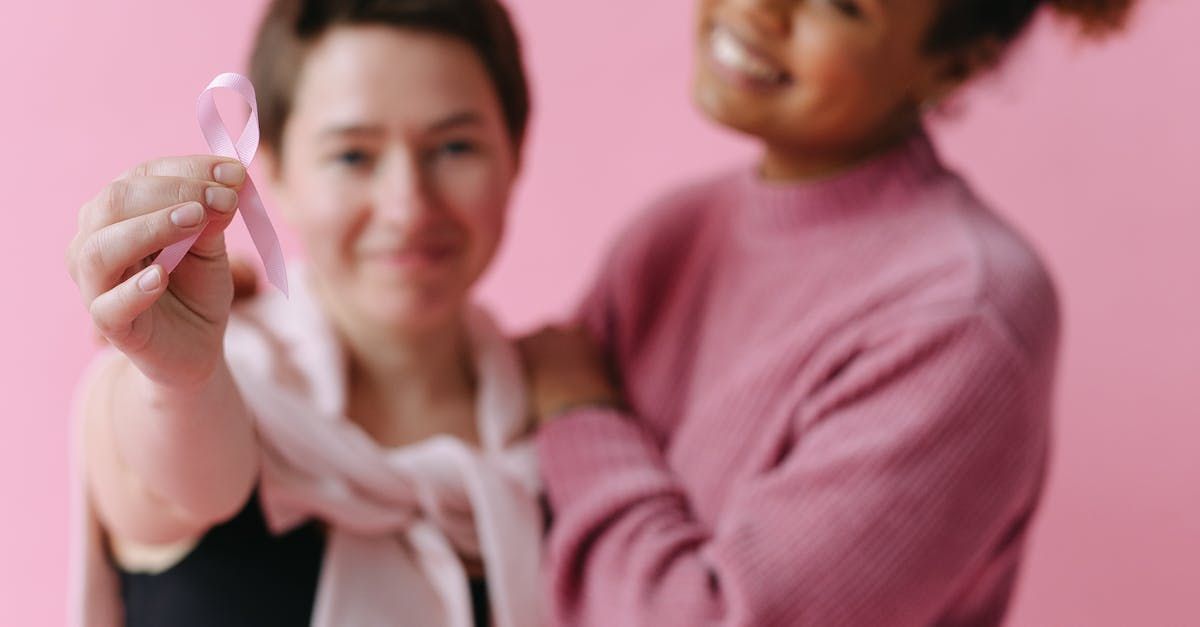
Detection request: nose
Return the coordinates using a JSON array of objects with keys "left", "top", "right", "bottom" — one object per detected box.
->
[
  {"left": 374, "top": 149, "right": 434, "bottom": 226},
  {"left": 724, "top": 0, "right": 792, "bottom": 38}
]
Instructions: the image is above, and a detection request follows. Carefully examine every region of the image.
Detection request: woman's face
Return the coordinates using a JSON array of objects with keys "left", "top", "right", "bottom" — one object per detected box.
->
[
  {"left": 271, "top": 25, "right": 518, "bottom": 334},
  {"left": 693, "top": 0, "right": 957, "bottom": 166}
]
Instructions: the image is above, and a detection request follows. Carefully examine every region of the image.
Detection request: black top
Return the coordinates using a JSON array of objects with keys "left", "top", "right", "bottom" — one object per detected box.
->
[{"left": 118, "top": 492, "right": 491, "bottom": 626}]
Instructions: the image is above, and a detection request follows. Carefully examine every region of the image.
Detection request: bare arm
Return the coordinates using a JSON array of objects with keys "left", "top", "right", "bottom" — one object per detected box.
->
[
  {"left": 83, "top": 355, "right": 257, "bottom": 546},
  {"left": 69, "top": 155, "right": 259, "bottom": 546}
]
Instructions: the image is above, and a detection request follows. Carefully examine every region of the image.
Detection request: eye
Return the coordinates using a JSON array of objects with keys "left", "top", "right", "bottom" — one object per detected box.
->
[
  {"left": 436, "top": 140, "right": 478, "bottom": 158},
  {"left": 334, "top": 149, "right": 372, "bottom": 168},
  {"left": 830, "top": 0, "right": 864, "bottom": 18}
]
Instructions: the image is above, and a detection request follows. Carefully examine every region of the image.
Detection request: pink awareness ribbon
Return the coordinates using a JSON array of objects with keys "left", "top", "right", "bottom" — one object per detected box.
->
[{"left": 154, "top": 73, "right": 288, "bottom": 295}]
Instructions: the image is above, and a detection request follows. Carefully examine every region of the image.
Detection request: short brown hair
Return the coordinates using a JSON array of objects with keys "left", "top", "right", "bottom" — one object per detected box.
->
[
  {"left": 249, "top": 0, "right": 530, "bottom": 157},
  {"left": 927, "top": 0, "right": 1136, "bottom": 56}
]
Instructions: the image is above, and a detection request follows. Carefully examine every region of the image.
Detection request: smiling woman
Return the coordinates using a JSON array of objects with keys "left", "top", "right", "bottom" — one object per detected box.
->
[
  {"left": 66, "top": 1, "right": 541, "bottom": 626},
  {"left": 519, "top": 0, "right": 1139, "bottom": 625},
  {"left": 693, "top": 0, "right": 1132, "bottom": 181},
  {"left": 261, "top": 24, "right": 519, "bottom": 344}
]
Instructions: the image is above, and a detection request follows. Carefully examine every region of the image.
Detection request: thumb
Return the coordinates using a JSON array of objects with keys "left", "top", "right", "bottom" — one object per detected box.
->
[
  {"left": 188, "top": 192, "right": 240, "bottom": 260},
  {"left": 187, "top": 202, "right": 238, "bottom": 258}
]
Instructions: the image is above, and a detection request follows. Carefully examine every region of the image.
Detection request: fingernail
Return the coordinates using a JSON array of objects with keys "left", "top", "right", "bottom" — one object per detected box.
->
[
  {"left": 213, "top": 162, "right": 246, "bottom": 186},
  {"left": 205, "top": 187, "right": 238, "bottom": 214},
  {"left": 137, "top": 265, "right": 162, "bottom": 292},
  {"left": 170, "top": 201, "right": 205, "bottom": 227}
]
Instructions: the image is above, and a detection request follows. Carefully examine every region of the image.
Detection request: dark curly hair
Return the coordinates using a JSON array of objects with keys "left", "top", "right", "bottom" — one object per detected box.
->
[{"left": 927, "top": 0, "right": 1136, "bottom": 56}]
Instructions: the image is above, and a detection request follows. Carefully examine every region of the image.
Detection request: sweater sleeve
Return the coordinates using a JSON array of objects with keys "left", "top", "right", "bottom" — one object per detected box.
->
[{"left": 536, "top": 312, "right": 1050, "bottom": 626}]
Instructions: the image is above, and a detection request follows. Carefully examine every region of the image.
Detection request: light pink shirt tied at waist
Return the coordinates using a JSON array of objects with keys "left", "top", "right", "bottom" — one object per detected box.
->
[{"left": 71, "top": 266, "right": 544, "bottom": 627}]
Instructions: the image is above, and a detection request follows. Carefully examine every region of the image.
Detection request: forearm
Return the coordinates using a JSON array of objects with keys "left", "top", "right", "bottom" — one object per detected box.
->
[
  {"left": 536, "top": 316, "right": 1048, "bottom": 627},
  {"left": 539, "top": 406, "right": 1038, "bottom": 627},
  {"left": 86, "top": 354, "right": 257, "bottom": 544},
  {"left": 538, "top": 411, "right": 727, "bottom": 626}
]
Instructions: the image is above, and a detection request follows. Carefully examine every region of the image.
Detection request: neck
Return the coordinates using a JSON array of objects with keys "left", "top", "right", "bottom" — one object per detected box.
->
[
  {"left": 341, "top": 311, "right": 479, "bottom": 447},
  {"left": 340, "top": 316, "right": 475, "bottom": 405},
  {"left": 309, "top": 275, "right": 478, "bottom": 445},
  {"left": 760, "top": 114, "right": 923, "bottom": 182}
]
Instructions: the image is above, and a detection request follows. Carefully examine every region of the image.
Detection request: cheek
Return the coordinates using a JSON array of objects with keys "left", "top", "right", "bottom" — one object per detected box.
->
[
  {"left": 288, "top": 175, "right": 371, "bottom": 268},
  {"left": 789, "top": 36, "right": 917, "bottom": 143},
  {"left": 435, "top": 160, "right": 510, "bottom": 255},
  {"left": 792, "top": 27, "right": 876, "bottom": 115},
  {"left": 696, "top": 0, "right": 718, "bottom": 27}
]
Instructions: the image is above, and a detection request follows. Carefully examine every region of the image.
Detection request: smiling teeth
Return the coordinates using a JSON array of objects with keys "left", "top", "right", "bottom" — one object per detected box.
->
[{"left": 711, "top": 28, "right": 786, "bottom": 85}]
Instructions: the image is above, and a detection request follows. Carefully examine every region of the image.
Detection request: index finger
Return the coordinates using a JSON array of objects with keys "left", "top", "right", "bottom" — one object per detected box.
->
[{"left": 117, "top": 155, "right": 246, "bottom": 188}]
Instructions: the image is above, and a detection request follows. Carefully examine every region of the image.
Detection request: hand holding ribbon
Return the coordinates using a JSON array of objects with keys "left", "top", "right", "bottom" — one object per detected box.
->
[{"left": 155, "top": 73, "right": 288, "bottom": 296}]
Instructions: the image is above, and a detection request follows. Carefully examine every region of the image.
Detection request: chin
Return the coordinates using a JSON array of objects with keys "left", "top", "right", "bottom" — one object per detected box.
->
[
  {"left": 694, "top": 75, "right": 867, "bottom": 158},
  {"left": 693, "top": 69, "right": 788, "bottom": 139},
  {"left": 365, "top": 286, "right": 464, "bottom": 333}
]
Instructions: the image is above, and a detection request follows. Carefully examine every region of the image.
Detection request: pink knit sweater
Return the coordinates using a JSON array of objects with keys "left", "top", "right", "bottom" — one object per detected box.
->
[{"left": 536, "top": 132, "right": 1061, "bottom": 626}]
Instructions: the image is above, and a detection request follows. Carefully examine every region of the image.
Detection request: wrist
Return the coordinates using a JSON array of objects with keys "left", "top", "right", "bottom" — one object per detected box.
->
[
  {"left": 130, "top": 354, "right": 232, "bottom": 409},
  {"left": 540, "top": 395, "right": 626, "bottom": 425}
]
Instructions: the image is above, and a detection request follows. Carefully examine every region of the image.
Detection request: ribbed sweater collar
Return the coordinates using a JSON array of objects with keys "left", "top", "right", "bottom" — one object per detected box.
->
[{"left": 735, "top": 130, "right": 946, "bottom": 236}]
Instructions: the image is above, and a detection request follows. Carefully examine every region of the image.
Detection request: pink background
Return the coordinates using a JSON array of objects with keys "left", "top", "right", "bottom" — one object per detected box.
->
[{"left": 1, "top": 1, "right": 1196, "bottom": 624}]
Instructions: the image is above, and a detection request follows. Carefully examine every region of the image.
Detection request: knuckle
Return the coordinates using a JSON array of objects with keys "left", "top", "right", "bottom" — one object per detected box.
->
[
  {"left": 76, "top": 199, "right": 90, "bottom": 228},
  {"left": 88, "top": 297, "right": 122, "bottom": 340},
  {"left": 65, "top": 239, "right": 80, "bottom": 282},
  {"left": 79, "top": 231, "right": 111, "bottom": 279},
  {"left": 171, "top": 178, "right": 205, "bottom": 206},
  {"left": 189, "top": 155, "right": 218, "bottom": 180},
  {"left": 100, "top": 180, "right": 130, "bottom": 222},
  {"left": 122, "top": 162, "right": 147, "bottom": 180},
  {"left": 142, "top": 209, "right": 168, "bottom": 243},
  {"left": 121, "top": 156, "right": 162, "bottom": 181},
  {"left": 78, "top": 191, "right": 111, "bottom": 234}
]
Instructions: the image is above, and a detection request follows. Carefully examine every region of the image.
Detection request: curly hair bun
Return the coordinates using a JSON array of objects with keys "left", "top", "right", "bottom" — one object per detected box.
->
[{"left": 1049, "top": 0, "right": 1137, "bottom": 37}]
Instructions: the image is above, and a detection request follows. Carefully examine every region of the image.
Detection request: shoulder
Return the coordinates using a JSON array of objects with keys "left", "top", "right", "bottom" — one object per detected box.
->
[
  {"left": 603, "top": 169, "right": 739, "bottom": 274},
  {"left": 859, "top": 174, "right": 1061, "bottom": 368},
  {"left": 944, "top": 180, "right": 1062, "bottom": 366},
  {"left": 579, "top": 170, "right": 737, "bottom": 334}
]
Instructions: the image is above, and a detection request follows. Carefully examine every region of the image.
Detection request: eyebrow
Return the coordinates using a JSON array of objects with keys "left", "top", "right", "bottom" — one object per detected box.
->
[
  {"left": 321, "top": 124, "right": 385, "bottom": 138},
  {"left": 320, "top": 111, "right": 484, "bottom": 139},
  {"left": 427, "top": 111, "right": 484, "bottom": 133}
]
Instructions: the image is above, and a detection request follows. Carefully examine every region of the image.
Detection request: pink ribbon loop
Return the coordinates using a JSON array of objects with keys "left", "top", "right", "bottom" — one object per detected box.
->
[{"left": 154, "top": 73, "right": 289, "bottom": 296}]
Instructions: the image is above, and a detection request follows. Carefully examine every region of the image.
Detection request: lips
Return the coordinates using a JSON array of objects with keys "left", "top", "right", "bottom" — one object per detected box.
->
[
  {"left": 365, "top": 241, "right": 460, "bottom": 271},
  {"left": 708, "top": 24, "right": 792, "bottom": 88}
]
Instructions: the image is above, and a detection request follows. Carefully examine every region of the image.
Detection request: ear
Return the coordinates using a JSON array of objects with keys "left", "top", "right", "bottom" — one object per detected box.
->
[{"left": 917, "top": 36, "right": 1004, "bottom": 107}]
